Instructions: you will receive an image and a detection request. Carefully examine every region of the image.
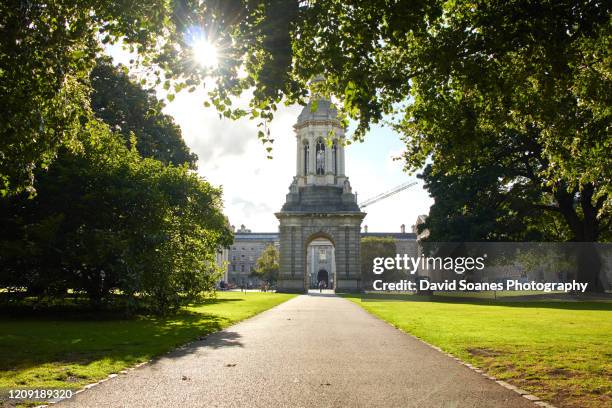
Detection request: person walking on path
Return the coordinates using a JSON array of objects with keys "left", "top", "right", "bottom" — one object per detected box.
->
[{"left": 318, "top": 280, "right": 325, "bottom": 293}]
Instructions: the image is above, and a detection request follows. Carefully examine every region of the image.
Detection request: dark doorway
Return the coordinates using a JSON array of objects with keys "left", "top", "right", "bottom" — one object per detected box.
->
[{"left": 317, "top": 269, "right": 329, "bottom": 288}]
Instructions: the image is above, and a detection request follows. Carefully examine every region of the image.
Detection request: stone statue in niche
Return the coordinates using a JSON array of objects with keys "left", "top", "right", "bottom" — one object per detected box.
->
[
  {"left": 343, "top": 179, "right": 352, "bottom": 193},
  {"left": 316, "top": 149, "right": 325, "bottom": 175},
  {"left": 289, "top": 177, "right": 298, "bottom": 193}
]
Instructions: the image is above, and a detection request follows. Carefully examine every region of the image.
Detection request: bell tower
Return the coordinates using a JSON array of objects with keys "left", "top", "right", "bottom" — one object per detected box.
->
[
  {"left": 276, "top": 80, "right": 365, "bottom": 293},
  {"left": 293, "top": 80, "right": 348, "bottom": 188}
]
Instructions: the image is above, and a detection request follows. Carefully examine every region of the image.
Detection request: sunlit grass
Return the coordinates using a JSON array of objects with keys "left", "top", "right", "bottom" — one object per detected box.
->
[{"left": 345, "top": 294, "right": 612, "bottom": 408}]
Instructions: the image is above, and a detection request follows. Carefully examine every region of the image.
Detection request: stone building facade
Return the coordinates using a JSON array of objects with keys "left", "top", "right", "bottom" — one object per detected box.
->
[
  {"left": 225, "top": 226, "right": 278, "bottom": 287},
  {"left": 225, "top": 228, "right": 418, "bottom": 288}
]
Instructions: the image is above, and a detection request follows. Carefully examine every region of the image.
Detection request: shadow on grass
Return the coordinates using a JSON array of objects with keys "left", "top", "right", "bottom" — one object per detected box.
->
[
  {"left": 0, "top": 307, "right": 242, "bottom": 377},
  {"left": 0, "top": 294, "right": 246, "bottom": 321},
  {"left": 343, "top": 292, "right": 612, "bottom": 311}
]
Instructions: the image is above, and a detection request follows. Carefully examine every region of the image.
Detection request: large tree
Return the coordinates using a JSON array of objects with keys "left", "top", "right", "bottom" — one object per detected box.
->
[
  {"left": 397, "top": 1, "right": 611, "bottom": 243},
  {"left": 0, "top": 121, "right": 232, "bottom": 313},
  {"left": 0, "top": 49, "right": 232, "bottom": 313},
  {"left": 90, "top": 58, "right": 198, "bottom": 168}
]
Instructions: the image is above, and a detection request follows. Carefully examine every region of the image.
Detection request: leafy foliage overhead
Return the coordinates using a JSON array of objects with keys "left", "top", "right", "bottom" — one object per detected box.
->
[
  {"left": 1, "top": 0, "right": 609, "bottom": 243},
  {"left": 169, "top": 0, "right": 611, "bottom": 236},
  {"left": 0, "top": 0, "right": 181, "bottom": 195}
]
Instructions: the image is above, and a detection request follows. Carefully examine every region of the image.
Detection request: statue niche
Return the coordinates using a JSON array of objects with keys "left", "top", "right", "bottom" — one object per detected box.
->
[{"left": 316, "top": 139, "right": 325, "bottom": 175}]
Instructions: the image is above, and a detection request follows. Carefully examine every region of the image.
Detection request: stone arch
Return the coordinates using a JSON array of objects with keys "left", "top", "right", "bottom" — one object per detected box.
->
[
  {"left": 305, "top": 230, "right": 336, "bottom": 248},
  {"left": 304, "top": 230, "right": 336, "bottom": 290},
  {"left": 277, "top": 215, "right": 364, "bottom": 293}
]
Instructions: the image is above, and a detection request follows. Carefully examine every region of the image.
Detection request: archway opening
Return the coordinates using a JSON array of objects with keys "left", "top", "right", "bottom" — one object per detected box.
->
[{"left": 306, "top": 237, "right": 336, "bottom": 291}]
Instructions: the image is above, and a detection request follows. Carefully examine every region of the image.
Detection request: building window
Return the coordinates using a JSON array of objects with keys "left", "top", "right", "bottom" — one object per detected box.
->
[
  {"left": 304, "top": 141, "right": 310, "bottom": 174},
  {"left": 232, "top": 264, "right": 236, "bottom": 271},
  {"left": 316, "top": 139, "right": 325, "bottom": 175},
  {"left": 241, "top": 264, "right": 245, "bottom": 273}
]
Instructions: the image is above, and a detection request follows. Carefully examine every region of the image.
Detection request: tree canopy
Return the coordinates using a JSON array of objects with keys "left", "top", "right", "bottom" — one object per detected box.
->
[
  {"left": 0, "top": 0, "right": 179, "bottom": 195},
  {"left": 198, "top": 0, "right": 610, "bottom": 242},
  {"left": 90, "top": 58, "right": 198, "bottom": 168}
]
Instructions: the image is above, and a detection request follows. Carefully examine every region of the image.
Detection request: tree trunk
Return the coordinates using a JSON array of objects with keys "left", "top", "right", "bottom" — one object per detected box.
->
[
  {"left": 575, "top": 243, "right": 604, "bottom": 293},
  {"left": 555, "top": 186, "right": 605, "bottom": 293}
]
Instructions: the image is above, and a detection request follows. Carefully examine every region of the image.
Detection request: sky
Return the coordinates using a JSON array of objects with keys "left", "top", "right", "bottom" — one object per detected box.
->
[{"left": 106, "top": 46, "right": 433, "bottom": 233}]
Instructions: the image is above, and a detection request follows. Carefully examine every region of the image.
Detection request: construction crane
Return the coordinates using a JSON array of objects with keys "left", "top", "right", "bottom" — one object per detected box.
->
[{"left": 359, "top": 180, "right": 418, "bottom": 209}]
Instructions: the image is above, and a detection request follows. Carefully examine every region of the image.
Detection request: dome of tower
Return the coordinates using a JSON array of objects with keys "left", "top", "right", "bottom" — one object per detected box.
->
[{"left": 296, "top": 98, "right": 339, "bottom": 125}]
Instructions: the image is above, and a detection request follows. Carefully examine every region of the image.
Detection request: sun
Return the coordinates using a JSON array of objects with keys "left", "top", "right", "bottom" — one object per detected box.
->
[{"left": 193, "top": 39, "right": 219, "bottom": 68}]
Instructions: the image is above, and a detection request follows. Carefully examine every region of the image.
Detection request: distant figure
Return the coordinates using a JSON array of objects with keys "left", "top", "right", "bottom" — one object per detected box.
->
[{"left": 318, "top": 280, "right": 325, "bottom": 293}]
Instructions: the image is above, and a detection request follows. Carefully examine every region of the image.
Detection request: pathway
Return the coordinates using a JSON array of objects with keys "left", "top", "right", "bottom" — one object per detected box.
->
[{"left": 60, "top": 294, "right": 535, "bottom": 407}]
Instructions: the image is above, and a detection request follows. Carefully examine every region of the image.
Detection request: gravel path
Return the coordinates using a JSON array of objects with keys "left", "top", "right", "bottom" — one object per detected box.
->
[{"left": 60, "top": 294, "right": 535, "bottom": 407}]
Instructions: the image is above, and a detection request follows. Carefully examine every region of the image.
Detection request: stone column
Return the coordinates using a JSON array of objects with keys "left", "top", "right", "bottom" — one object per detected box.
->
[
  {"left": 339, "top": 142, "right": 346, "bottom": 176},
  {"left": 311, "top": 245, "right": 316, "bottom": 287},
  {"left": 296, "top": 135, "right": 302, "bottom": 176},
  {"left": 309, "top": 134, "right": 316, "bottom": 175},
  {"left": 331, "top": 247, "right": 336, "bottom": 289},
  {"left": 277, "top": 221, "right": 306, "bottom": 293}
]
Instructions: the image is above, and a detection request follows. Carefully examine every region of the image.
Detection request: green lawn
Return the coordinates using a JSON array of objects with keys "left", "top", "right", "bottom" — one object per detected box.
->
[
  {"left": 0, "top": 292, "right": 294, "bottom": 402},
  {"left": 345, "top": 294, "right": 612, "bottom": 408}
]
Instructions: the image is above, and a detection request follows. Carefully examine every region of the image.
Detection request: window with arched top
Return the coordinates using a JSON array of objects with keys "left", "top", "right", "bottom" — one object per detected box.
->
[
  {"left": 332, "top": 140, "right": 338, "bottom": 175},
  {"left": 316, "top": 139, "right": 325, "bottom": 175},
  {"left": 303, "top": 141, "right": 309, "bottom": 174}
]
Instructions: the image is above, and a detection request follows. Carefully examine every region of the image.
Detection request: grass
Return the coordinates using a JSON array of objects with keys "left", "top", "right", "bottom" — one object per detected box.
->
[
  {"left": 344, "top": 294, "right": 612, "bottom": 408},
  {"left": 0, "top": 291, "right": 295, "bottom": 405}
]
